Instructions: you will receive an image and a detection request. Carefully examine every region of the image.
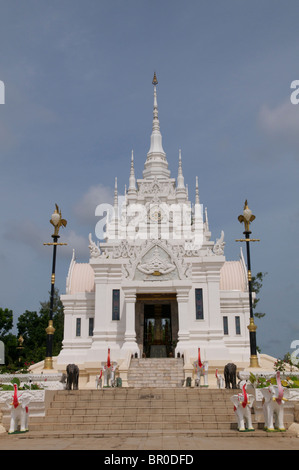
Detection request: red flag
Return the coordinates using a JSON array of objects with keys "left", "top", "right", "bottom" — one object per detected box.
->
[
  {"left": 107, "top": 348, "right": 111, "bottom": 368},
  {"left": 198, "top": 348, "right": 202, "bottom": 368},
  {"left": 12, "top": 384, "right": 19, "bottom": 409},
  {"left": 242, "top": 383, "right": 248, "bottom": 408},
  {"left": 276, "top": 371, "right": 284, "bottom": 405}
]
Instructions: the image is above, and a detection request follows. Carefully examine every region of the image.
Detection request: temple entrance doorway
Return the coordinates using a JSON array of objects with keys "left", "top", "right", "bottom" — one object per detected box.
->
[
  {"left": 135, "top": 294, "right": 178, "bottom": 358},
  {"left": 144, "top": 304, "right": 171, "bottom": 358}
]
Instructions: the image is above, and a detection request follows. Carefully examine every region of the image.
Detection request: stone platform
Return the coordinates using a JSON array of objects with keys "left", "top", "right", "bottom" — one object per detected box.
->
[{"left": 0, "top": 387, "right": 296, "bottom": 439}]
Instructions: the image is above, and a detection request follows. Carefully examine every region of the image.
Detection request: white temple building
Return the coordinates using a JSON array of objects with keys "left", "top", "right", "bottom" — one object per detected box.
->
[{"left": 57, "top": 74, "right": 252, "bottom": 386}]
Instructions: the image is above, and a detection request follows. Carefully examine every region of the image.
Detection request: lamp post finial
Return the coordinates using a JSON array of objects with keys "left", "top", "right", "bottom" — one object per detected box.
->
[{"left": 238, "top": 200, "right": 255, "bottom": 233}]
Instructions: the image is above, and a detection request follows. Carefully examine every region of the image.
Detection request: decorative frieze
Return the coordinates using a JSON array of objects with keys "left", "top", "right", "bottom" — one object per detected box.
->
[{"left": 138, "top": 177, "right": 176, "bottom": 198}]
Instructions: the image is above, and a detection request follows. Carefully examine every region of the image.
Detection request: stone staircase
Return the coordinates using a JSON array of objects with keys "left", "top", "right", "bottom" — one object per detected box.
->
[
  {"left": 2, "top": 387, "right": 295, "bottom": 439},
  {"left": 127, "top": 358, "right": 185, "bottom": 388}
]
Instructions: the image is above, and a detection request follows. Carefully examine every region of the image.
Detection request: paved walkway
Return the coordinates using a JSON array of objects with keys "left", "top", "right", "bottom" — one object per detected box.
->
[{"left": 0, "top": 432, "right": 298, "bottom": 450}]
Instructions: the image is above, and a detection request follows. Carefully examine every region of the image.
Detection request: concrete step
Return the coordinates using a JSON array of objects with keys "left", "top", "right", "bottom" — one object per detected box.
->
[
  {"left": 1, "top": 388, "right": 295, "bottom": 438},
  {"left": 33, "top": 391, "right": 232, "bottom": 434},
  {"left": 127, "top": 358, "right": 185, "bottom": 388},
  {"left": 0, "top": 428, "right": 295, "bottom": 440}
]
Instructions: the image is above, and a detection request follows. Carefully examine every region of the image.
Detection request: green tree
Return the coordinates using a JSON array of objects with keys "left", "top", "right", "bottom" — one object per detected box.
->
[
  {"left": 250, "top": 271, "right": 267, "bottom": 354},
  {"left": 39, "top": 288, "right": 64, "bottom": 357},
  {"left": 17, "top": 288, "right": 64, "bottom": 364},
  {"left": 252, "top": 271, "right": 267, "bottom": 320},
  {"left": 3, "top": 333, "right": 19, "bottom": 367},
  {"left": 0, "top": 308, "right": 13, "bottom": 337},
  {"left": 0, "top": 308, "right": 18, "bottom": 367}
]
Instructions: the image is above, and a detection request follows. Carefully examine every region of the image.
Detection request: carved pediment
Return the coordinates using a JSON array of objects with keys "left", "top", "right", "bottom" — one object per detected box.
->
[
  {"left": 137, "top": 245, "right": 176, "bottom": 276},
  {"left": 121, "top": 239, "right": 191, "bottom": 281}
]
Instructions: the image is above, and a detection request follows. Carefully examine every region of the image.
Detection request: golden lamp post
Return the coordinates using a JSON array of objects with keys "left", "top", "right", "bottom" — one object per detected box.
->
[
  {"left": 236, "top": 200, "right": 260, "bottom": 368},
  {"left": 16, "top": 335, "right": 24, "bottom": 365},
  {"left": 43, "top": 204, "right": 67, "bottom": 370}
]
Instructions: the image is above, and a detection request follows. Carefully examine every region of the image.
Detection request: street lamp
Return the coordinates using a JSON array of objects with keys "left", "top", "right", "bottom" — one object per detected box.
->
[
  {"left": 236, "top": 200, "right": 260, "bottom": 368},
  {"left": 43, "top": 204, "right": 67, "bottom": 370}
]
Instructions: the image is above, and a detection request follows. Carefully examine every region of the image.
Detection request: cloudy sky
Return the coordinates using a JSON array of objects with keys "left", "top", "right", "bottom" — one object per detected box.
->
[{"left": 0, "top": 0, "right": 298, "bottom": 360}]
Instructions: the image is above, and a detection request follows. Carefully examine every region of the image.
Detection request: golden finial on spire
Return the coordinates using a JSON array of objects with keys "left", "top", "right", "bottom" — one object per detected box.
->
[{"left": 152, "top": 72, "right": 158, "bottom": 86}]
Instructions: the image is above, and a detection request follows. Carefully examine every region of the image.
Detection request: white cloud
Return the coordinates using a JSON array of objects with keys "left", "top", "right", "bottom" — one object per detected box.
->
[
  {"left": 73, "top": 183, "right": 114, "bottom": 225},
  {"left": 63, "top": 230, "right": 89, "bottom": 259},
  {"left": 3, "top": 220, "right": 88, "bottom": 259},
  {"left": 258, "top": 99, "right": 299, "bottom": 141},
  {"left": 4, "top": 219, "right": 46, "bottom": 252}
]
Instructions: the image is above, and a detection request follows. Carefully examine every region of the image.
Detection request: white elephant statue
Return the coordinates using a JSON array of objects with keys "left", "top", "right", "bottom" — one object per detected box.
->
[
  {"left": 230, "top": 381, "right": 255, "bottom": 432},
  {"left": 95, "top": 369, "right": 103, "bottom": 389},
  {"left": 260, "top": 371, "right": 288, "bottom": 432},
  {"left": 6, "top": 384, "right": 32, "bottom": 434},
  {"left": 102, "top": 364, "right": 111, "bottom": 387},
  {"left": 101, "top": 349, "right": 117, "bottom": 387},
  {"left": 103, "top": 365, "right": 115, "bottom": 387},
  {"left": 215, "top": 368, "right": 224, "bottom": 389},
  {"left": 193, "top": 348, "right": 208, "bottom": 387}
]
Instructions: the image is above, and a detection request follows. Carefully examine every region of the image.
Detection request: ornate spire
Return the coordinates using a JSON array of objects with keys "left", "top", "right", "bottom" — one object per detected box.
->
[
  {"left": 195, "top": 176, "right": 200, "bottom": 204},
  {"left": 108, "top": 177, "right": 119, "bottom": 238},
  {"left": 114, "top": 177, "right": 118, "bottom": 216},
  {"left": 128, "top": 149, "right": 137, "bottom": 194},
  {"left": 205, "top": 207, "right": 209, "bottom": 231},
  {"left": 149, "top": 72, "right": 164, "bottom": 154},
  {"left": 143, "top": 73, "right": 170, "bottom": 179},
  {"left": 177, "top": 149, "right": 185, "bottom": 190}
]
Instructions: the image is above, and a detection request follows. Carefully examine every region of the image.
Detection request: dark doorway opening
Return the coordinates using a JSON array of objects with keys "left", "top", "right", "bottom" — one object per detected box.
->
[{"left": 143, "top": 304, "right": 172, "bottom": 357}]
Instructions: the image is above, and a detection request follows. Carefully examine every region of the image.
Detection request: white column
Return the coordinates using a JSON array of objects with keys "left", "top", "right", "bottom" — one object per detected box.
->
[
  {"left": 176, "top": 287, "right": 191, "bottom": 355},
  {"left": 92, "top": 282, "right": 108, "bottom": 343},
  {"left": 60, "top": 299, "right": 73, "bottom": 347},
  {"left": 206, "top": 270, "right": 223, "bottom": 335},
  {"left": 122, "top": 288, "right": 139, "bottom": 356}
]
